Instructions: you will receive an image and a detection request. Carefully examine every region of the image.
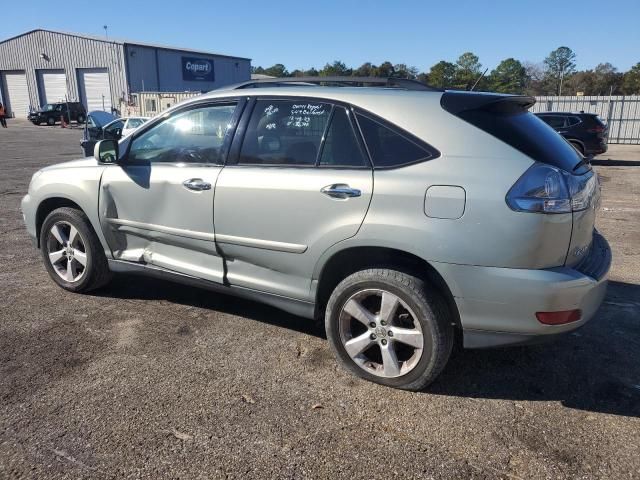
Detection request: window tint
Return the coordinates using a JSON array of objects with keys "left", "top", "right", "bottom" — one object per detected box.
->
[
  {"left": 319, "top": 107, "right": 368, "bottom": 168},
  {"left": 129, "top": 103, "right": 236, "bottom": 164},
  {"left": 104, "top": 120, "right": 124, "bottom": 135},
  {"left": 566, "top": 116, "right": 581, "bottom": 126},
  {"left": 356, "top": 113, "right": 433, "bottom": 168},
  {"left": 540, "top": 115, "right": 565, "bottom": 128},
  {"left": 239, "top": 100, "right": 330, "bottom": 166}
]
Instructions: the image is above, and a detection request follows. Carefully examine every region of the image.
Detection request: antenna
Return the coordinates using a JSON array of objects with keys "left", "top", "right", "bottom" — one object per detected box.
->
[
  {"left": 470, "top": 68, "right": 488, "bottom": 91},
  {"left": 103, "top": 25, "right": 108, "bottom": 40}
]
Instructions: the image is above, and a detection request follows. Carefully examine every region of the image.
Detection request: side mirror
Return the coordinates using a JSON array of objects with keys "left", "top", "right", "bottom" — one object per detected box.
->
[{"left": 94, "top": 139, "right": 119, "bottom": 164}]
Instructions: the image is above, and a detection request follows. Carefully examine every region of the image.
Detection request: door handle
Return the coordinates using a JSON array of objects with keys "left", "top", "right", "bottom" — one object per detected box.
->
[
  {"left": 321, "top": 184, "right": 361, "bottom": 199},
  {"left": 183, "top": 178, "right": 211, "bottom": 191}
]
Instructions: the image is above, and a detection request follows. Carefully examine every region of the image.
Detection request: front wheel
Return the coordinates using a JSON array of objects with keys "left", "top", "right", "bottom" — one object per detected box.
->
[
  {"left": 40, "top": 207, "right": 112, "bottom": 292},
  {"left": 325, "top": 269, "right": 454, "bottom": 391},
  {"left": 46, "top": 116, "right": 56, "bottom": 126}
]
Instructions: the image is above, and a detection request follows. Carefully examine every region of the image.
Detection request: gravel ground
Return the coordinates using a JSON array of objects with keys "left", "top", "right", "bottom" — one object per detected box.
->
[{"left": 1, "top": 121, "right": 639, "bottom": 479}]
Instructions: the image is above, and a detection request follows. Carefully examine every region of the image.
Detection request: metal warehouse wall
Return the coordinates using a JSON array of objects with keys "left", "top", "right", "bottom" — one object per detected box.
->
[
  {"left": 0, "top": 30, "right": 127, "bottom": 113},
  {"left": 532, "top": 95, "right": 640, "bottom": 145},
  {"left": 125, "top": 45, "right": 250, "bottom": 93}
]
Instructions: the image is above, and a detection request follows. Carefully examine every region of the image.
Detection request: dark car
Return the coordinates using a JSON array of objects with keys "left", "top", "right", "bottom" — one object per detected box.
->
[
  {"left": 535, "top": 112, "right": 608, "bottom": 156},
  {"left": 28, "top": 102, "right": 87, "bottom": 126},
  {"left": 80, "top": 111, "right": 118, "bottom": 157}
]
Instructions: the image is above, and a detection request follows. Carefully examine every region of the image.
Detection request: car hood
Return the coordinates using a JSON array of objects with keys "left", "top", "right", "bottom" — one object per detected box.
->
[{"left": 41, "top": 158, "right": 100, "bottom": 171}]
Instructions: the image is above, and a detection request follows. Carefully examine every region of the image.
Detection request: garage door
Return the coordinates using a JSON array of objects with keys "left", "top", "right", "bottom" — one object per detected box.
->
[
  {"left": 37, "top": 70, "right": 67, "bottom": 105},
  {"left": 78, "top": 69, "right": 112, "bottom": 112},
  {"left": 1, "top": 71, "right": 30, "bottom": 118}
]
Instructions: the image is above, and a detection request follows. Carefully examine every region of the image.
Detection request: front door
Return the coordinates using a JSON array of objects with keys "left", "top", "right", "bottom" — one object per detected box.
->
[
  {"left": 214, "top": 98, "right": 373, "bottom": 300},
  {"left": 99, "top": 101, "right": 240, "bottom": 283}
]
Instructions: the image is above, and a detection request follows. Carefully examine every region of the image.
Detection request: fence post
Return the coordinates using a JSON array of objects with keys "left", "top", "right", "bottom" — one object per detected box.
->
[{"left": 617, "top": 96, "right": 625, "bottom": 143}]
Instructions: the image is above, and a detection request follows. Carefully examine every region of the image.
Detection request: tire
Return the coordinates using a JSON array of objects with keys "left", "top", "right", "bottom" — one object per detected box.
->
[
  {"left": 39, "top": 207, "right": 112, "bottom": 293},
  {"left": 570, "top": 141, "right": 585, "bottom": 156},
  {"left": 77, "top": 114, "right": 85, "bottom": 124},
  {"left": 325, "top": 268, "right": 454, "bottom": 391},
  {"left": 46, "top": 116, "right": 56, "bottom": 126}
]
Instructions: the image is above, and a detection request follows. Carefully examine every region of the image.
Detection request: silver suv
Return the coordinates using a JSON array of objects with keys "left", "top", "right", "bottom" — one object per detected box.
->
[{"left": 22, "top": 77, "right": 611, "bottom": 390}]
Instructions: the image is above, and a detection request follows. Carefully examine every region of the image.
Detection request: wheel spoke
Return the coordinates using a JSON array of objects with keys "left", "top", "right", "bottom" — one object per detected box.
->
[
  {"left": 68, "top": 225, "right": 79, "bottom": 247},
  {"left": 379, "top": 291, "right": 399, "bottom": 324},
  {"left": 50, "top": 224, "right": 67, "bottom": 245},
  {"left": 344, "top": 332, "right": 374, "bottom": 358},
  {"left": 74, "top": 250, "right": 87, "bottom": 267},
  {"left": 65, "top": 258, "right": 75, "bottom": 281},
  {"left": 390, "top": 327, "right": 423, "bottom": 349},
  {"left": 48, "top": 249, "right": 66, "bottom": 265},
  {"left": 380, "top": 343, "right": 401, "bottom": 376},
  {"left": 343, "top": 298, "right": 375, "bottom": 326}
]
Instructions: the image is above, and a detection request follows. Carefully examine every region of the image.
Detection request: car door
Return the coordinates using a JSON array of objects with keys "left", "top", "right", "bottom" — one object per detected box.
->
[
  {"left": 214, "top": 98, "right": 373, "bottom": 300},
  {"left": 99, "top": 99, "right": 243, "bottom": 283}
]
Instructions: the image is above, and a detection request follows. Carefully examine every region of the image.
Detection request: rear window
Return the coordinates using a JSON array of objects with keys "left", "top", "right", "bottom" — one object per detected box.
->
[
  {"left": 442, "top": 92, "right": 584, "bottom": 173},
  {"left": 355, "top": 112, "right": 437, "bottom": 168}
]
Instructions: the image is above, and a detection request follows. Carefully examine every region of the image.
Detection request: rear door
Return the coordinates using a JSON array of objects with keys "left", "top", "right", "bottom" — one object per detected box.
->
[
  {"left": 213, "top": 98, "right": 373, "bottom": 300},
  {"left": 99, "top": 99, "right": 242, "bottom": 283}
]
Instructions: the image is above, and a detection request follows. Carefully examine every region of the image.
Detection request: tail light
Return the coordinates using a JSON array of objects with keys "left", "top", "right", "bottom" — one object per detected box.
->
[
  {"left": 506, "top": 163, "right": 598, "bottom": 214},
  {"left": 587, "top": 126, "right": 605, "bottom": 133},
  {"left": 536, "top": 309, "right": 582, "bottom": 325}
]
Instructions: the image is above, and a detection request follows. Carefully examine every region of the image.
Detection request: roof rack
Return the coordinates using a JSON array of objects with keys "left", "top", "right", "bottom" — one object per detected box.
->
[{"left": 231, "top": 76, "right": 443, "bottom": 92}]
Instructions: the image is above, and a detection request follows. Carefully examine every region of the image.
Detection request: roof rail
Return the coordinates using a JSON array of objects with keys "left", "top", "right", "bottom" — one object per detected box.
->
[{"left": 231, "top": 76, "right": 443, "bottom": 92}]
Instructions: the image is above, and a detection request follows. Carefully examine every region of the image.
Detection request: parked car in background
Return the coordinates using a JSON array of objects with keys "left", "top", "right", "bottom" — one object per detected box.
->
[
  {"left": 22, "top": 78, "right": 610, "bottom": 390},
  {"left": 104, "top": 116, "right": 150, "bottom": 139},
  {"left": 80, "top": 111, "right": 117, "bottom": 157},
  {"left": 28, "top": 102, "right": 86, "bottom": 126},
  {"left": 535, "top": 112, "right": 608, "bottom": 156}
]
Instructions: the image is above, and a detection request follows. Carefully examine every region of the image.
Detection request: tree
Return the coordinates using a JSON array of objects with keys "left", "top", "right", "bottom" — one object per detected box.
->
[
  {"left": 373, "top": 61, "right": 395, "bottom": 77},
  {"left": 305, "top": 67, "right": 319, "bottom": 77},
  {"left": 622, "top": 62, "right": 640, "bottom": 94},
  {"left": 392, "top": 64, "right": 419, "bottom": 79},
  {"left": 251, "top": 66, "right": 266, "bottom": 75},
  {"left": 454, "top": 52, "right": 482, "bottom": 89},
  {"left": 427, "top": 61, "right": 457, "bottom": 88},
  {"left": 353, "top": 62, "right": 375, "bottom": 77},
  {"left": 488, "top": 58, "right": 527, "bottom": 94},
  {"left": 523, "top": 61, "right": 547, "bottom": 95},
  {"left": 263, "top": 64, "right": 288, "bottom": 77},
  {"left": 592, "top": 63, "right": 623, "bottom": 95},
  {"left": 543, "top": 47, "right": 577, "bottom": 95},
  {"left": 289, "top": 69, "right": 305, "bottom": 78},
  {"left": 320, "top": 61, "right": 351, "bottom": 77}
]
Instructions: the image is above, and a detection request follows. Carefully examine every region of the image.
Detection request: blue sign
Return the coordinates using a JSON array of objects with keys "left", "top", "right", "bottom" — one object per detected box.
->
[{"left": 182, "top": 57, "right": 215, "bottom": 82}]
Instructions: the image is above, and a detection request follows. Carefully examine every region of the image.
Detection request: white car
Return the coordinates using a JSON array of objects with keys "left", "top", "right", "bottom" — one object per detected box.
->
[{"left": 103, "top": 116, "right": 149, "bottom": 139}]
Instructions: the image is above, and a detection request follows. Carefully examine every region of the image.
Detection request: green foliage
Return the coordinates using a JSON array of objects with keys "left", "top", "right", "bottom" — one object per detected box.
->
[
  {"left": 252, "top": 50, "right": 636, "bottom": 96},
  {"left": 489, "top": 58, "right": 527, "bottom": 94},
  {"left": 622, "top": 63, "right": 640, "bottom": 94}
]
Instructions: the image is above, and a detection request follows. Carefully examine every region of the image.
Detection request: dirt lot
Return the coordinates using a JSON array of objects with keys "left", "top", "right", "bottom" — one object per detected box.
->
[{"left": 1, "top": 121, "right": 639, "bottom": 479}]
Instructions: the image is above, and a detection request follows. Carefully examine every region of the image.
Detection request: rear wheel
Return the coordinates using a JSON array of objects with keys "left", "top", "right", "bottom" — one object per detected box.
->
[
  {"left": 325, "top": 268, "right": 453, "bottom": 391},
  {"left": 40, "top": 207, "right": 112, "bottom": 292},
  {"left": 77, "top": 114, "right": 85, "bottom": 124},
  {"left": 46, "top": 116, "right": 55, "bottom": 126}
]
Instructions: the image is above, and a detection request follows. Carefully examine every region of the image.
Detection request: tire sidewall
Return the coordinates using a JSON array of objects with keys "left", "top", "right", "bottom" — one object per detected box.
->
[
  {"left": 326, "top": 272, "right": 447, "bottom": 389},
  {"left": 40, "top": 209, "right": 97, "bottom": 292}
]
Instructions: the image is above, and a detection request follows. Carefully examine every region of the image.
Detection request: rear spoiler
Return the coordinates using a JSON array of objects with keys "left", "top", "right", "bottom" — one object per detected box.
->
[{"left": 441, "top": 91, "right": 536, "bottom": 115}]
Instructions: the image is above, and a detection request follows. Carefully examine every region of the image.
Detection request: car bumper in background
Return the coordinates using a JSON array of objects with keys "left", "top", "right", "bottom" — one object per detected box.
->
[{"left": 433, "top": 232, "right": 612, "bottom": 348}]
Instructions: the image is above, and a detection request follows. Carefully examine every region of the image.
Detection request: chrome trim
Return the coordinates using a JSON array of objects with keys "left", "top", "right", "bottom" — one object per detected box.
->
[
  {"left": 216, "top": 234, "right": 307, "bottom": 253},
  {"left": 106, "top": 218, "right": 215, "bottom": 241}
]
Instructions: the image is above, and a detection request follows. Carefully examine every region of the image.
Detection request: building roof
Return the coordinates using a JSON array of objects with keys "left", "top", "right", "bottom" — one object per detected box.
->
[{"left": 0, "top": 29, "right": 251, "bottom": 61}]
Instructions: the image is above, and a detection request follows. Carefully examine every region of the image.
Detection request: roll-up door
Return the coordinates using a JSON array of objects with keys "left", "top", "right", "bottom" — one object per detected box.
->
[
  {"left": 1, "top": 71, "right": 30, "bottom": 118},
  {"left": 78, "top": 68, "right": 112, "bottom": 112},
  {"left": 38, "top": 70, "right": 67, "bottom": 105}
]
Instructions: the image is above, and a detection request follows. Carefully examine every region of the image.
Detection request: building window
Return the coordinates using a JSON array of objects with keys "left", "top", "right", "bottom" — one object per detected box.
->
[{"left": 145, "top": 98, "right": 157, "bottom": 112}]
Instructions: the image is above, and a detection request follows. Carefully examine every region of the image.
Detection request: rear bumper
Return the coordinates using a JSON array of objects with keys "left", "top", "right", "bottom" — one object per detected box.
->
[{"left": 433, "top": 232, "right": 611, "bottom": 348}]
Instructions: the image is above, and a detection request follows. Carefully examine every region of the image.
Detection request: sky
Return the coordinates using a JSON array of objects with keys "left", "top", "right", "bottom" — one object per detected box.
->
[{"left": 3, "top": 0, "right": 639, "bottom": 73}]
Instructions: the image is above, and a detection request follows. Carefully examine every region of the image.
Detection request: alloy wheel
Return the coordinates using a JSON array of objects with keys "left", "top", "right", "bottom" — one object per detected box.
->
[
  {"left": 338, "top": 289, "right": 424, "bottom": 378},
  {"left": 46, "top": 221, "right": 88, "bottom": 283}
]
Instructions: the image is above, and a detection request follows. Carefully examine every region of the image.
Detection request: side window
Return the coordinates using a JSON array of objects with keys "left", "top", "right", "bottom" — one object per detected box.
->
[
  {"left": 541, "top": 115, "right": 566, "bottom": 129},
  {"left": 104, "top": 120, "right": 124, "bottom": 135},
  {"left": 239, "top": 100, "right": 330, "bottom": 166},
  {"left": 128, "top": 103, "right": 237, "bottom": 164},
  {"left": 356, "top": 112, "right": 434, "bottom": 168},
  {"left": 127, "top": 118, "right": 145, "bottom": 129},
  {"left": 319, "top": 107, "right": 368, "bottom": 168},
  {"left": 566, "top": 116, "right": 581, "bottom": 126}
]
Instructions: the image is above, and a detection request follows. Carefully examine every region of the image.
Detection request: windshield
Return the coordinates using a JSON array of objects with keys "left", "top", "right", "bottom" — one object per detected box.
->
[{"left": 42, "top": 104, "right": 55, "bottom": 111}]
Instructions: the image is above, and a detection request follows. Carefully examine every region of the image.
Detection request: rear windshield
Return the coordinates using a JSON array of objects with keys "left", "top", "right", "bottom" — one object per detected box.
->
[{"left": 444, "top": 96, "right": 585, "bottom": 173}]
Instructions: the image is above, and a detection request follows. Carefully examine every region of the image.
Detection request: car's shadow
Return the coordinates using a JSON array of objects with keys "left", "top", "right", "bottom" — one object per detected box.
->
[{"left": 94, "top": 276, "right": 640, "bottom": 418}]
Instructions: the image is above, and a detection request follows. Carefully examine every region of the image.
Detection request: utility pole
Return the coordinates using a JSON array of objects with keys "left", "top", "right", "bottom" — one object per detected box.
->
[{"left": 103, "top": 25, "right": 108, "bottom": 40}]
